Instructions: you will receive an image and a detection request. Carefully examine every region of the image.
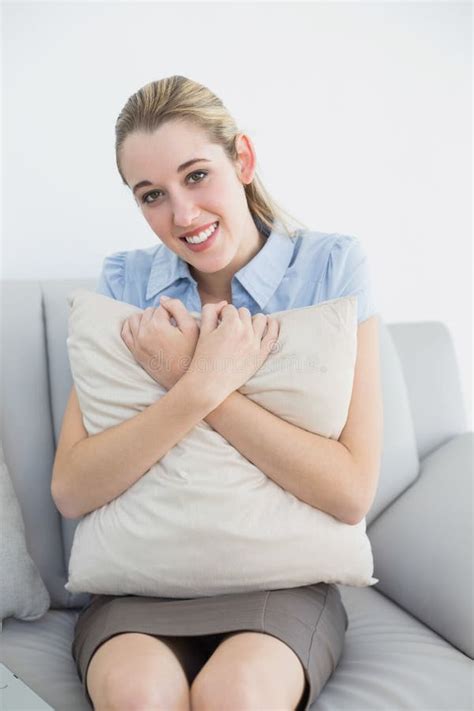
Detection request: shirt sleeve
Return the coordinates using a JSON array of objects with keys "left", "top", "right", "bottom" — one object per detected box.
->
[
  {"left": 326, "top": 235, "right": 378, "bottom": 323},
  {"left": 95, "top": 251, "right": 126, "bottom": 301}
]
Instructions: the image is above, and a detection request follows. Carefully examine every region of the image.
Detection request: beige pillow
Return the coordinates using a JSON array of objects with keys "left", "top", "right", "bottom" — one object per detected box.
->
[{"left": 65, "top": 290, "right": 378, "bottom": 597}]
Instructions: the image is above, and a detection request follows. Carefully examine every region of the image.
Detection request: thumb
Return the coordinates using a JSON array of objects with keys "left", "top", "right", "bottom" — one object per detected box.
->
[{"left": 199, "top": 300, "right": 228, "bottom": 335}]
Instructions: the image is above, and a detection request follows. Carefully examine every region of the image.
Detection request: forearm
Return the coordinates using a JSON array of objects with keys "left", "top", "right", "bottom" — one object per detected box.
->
[
  {"left": 204, "top": 391, "right": 360, "bottom": 524},
  {"left": 54, "top": 375, "right": 218, "bottom": 519}
]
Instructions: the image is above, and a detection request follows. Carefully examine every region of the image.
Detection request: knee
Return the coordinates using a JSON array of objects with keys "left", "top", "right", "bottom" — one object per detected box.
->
[
  {"left": 93, "top": 669, "right": 190, "bottom": 711},
  {"left": 190, "top": 665, "right": 266, "bottom": 711}
]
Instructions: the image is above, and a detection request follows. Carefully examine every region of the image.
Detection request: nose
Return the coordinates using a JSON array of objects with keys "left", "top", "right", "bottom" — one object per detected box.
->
[{"left": 171, "top": 194, "right": 200, "bottom": 229}]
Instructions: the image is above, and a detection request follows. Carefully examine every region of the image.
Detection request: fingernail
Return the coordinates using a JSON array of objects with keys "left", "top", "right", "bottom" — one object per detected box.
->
[{"left": 160, "top": 295, "right": 170, "bottom": 301}]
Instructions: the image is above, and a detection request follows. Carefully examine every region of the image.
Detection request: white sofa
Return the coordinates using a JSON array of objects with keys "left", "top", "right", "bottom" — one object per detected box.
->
[{"left": 1, "top": 278, "right": 473, "bottom": 710}]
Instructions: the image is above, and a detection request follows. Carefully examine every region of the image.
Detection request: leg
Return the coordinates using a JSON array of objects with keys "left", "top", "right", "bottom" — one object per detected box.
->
[
  {"left": 190, "top": 631, "right": 307, "bottom": 711},
  {"left": 86, "top": 632, "right": 192, "bottom": 711}
]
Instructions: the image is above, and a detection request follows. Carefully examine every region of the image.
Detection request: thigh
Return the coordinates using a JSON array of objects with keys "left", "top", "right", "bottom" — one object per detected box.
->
[
  {"left": 86, "top": 632, "right": 194, "bottom": 709},
  {"left": 191, "top": 631, "right": 306, "bottom": 710}
]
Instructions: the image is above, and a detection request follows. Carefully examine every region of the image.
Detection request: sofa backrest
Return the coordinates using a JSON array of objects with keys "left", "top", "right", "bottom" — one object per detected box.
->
[
  {"left": 0, "top": 280, "right": 467, "bottom": 609},
  {"left": 387, "top": 322, "right": 467, "bottom": 461}
]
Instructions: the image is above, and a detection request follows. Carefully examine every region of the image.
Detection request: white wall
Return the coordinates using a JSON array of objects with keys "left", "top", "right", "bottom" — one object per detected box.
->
[{"left": 2, "top": 0, "right": 472, "bottom": 427}]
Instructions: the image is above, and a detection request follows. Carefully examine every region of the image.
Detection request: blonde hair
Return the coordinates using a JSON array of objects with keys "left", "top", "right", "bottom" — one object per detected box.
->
[{"left": 115, "top": 75, "right": 309, "bottom": 238}]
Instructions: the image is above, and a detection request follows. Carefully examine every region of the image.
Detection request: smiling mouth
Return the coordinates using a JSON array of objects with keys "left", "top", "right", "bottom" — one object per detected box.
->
[{"left": 179, "top": 221, "right": 219, "bottom": 243}]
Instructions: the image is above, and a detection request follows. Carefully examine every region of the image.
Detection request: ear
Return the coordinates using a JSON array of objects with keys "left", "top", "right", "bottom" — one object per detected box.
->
[{"left": 234, "top": 133, "right": 257, "bottom": 185}]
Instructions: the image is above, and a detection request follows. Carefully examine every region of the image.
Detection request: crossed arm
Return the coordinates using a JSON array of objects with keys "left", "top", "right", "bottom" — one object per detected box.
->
[{"left": 203, "top": 316, "right": 383, "bottom": 526}]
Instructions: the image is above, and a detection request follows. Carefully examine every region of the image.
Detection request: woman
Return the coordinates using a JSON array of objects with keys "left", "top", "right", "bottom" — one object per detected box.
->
[{"left": 52, "top": 75, "right": 383, "bottom": 711}]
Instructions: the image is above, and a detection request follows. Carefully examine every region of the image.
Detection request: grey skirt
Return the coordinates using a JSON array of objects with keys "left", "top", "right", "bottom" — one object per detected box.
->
[{"left": 72, "top": 583, "right": 348, "bottom": 711}]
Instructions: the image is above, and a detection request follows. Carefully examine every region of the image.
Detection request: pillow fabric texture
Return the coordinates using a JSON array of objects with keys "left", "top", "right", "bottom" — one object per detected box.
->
[
  {"left": 0, "top": 443, "right": 50, "bottom": 624},
  {"left": 65, "top": 290, "right": 378, "bottom": 597}
]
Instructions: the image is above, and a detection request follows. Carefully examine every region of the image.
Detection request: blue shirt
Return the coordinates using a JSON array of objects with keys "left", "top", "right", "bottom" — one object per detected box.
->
[{"left": 96, "top": 219, "right": 377, "bottom": 323}]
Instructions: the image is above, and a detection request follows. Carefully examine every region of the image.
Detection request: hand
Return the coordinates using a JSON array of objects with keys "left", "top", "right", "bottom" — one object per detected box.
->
[
  {"left": 121, "top": 297, "right": 221, "bottom": 390},
  {"left": 187, "top": 303, "right": 280, "bottom": 403}
]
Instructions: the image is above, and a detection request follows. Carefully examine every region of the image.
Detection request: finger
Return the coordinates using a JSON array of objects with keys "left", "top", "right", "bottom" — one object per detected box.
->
[
  {"left": 137, "top": 310, "right": 155, "bottom": 340},
  {"left": 152, "top": 304, "right": 173, "bottom": 324},
  {"left": 218, "top": 303, "right": 238, "bottom": 320},
  {"left": 124, "top": 313, "right": 142, "bottom": 337},
  {"left": 262, "top": 317, "right": 280, "bottom": 352},
  {"left": 251, "top": 313, "right": 269, "bottom": 340},
  {"left": 136, "top": 307, "right": 156, "bottom": 334},
  {"left": 158, "top": 296, "right": 195, "bottom": 332},
  {"left": 238, "top": 306, "right": 252, "bottom": 328},
  {"left": 121, "top": 319, "right": 134, "bottom": 349},
  {"left": 209, "top": 300, "right": 229, "bottom": 326},
  {"left": 154, "top": 304, "right": 179, "bottom": 329},
  {"left": 199, "top": 301, "right": 228, "bottom": 335},
  {"left": 141, "top": 307, "right": 156, "bottom": 324},
  {"left": 214, "top": 300, "right": 229, "bottom": 318}
]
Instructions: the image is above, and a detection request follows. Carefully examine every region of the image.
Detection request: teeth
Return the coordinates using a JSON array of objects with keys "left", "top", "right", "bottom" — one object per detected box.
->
[{"left": 184, "top": 222, "right": 218, "bottom": 244}]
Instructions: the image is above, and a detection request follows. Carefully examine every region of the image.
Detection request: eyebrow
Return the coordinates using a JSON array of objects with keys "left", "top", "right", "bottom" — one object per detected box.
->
[{"left": 132, "top": 158, "right": 212, "bottom": 195}]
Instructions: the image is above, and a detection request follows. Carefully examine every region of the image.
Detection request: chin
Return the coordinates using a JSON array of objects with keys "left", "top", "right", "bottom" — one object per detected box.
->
[
  {"left": 192, "top": 244, "right": 234, "bottom": 268},
  {"left": 194, "top": 258, "right": 230, "bottom": 273}
]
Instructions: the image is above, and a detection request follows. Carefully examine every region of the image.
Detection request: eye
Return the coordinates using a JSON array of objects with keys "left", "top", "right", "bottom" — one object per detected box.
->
[
  {"left": 141, "top": 189, "right": 163, "bottom": 204},
  {"left": 141, "top": 170, "right": 208, "bottom": 205},
  {"left": 187, "top": 169, "right": 208, "bottom": 184}
]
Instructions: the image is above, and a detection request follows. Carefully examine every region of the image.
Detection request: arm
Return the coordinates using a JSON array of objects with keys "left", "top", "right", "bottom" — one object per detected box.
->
[
  {"left": 204, "top": 316, "right": 383, "bottom": 525},
  {"left": 51, "top": 377, "right": 220, "bottom": 520}
]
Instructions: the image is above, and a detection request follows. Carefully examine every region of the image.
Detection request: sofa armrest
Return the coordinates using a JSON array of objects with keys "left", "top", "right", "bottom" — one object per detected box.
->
[{"left": 367, "top": 432, "right": 473, "bottom": 658}]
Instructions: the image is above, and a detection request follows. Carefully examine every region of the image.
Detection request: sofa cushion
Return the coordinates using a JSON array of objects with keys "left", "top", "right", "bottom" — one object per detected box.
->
[
  {"left": 0, "top": 610, "right": 89, "bottom": 710},
  {"left": 65, "top": 289, "right": 378, "bottom": 597},
  {"left": 367, "top": 432, "right": 473, "bottom": 659},
  {"left": 329, "top": 584, "right": 473, "bottom": 710},
  {"left": 1, "top": 588, "right": 471, "bottom": 711},
  {"left": 0, "top": 442, "right": 50, "bottom": 625}
]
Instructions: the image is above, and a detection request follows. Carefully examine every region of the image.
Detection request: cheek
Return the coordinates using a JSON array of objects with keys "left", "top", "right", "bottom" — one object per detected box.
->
[
  {"left": 143, "top": 209, "right": 160, "bottom": 227},
  {"left": 142, "top": 210, "right": 170, "bottom": 241}
]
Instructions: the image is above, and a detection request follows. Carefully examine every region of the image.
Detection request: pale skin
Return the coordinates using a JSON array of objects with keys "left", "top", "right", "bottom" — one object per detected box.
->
[{"left": 55, "top": 119, "right": 383, "bottom": 709}]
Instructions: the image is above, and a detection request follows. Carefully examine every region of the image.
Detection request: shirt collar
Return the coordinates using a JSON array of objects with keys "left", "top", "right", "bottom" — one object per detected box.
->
[{"left": 146, "top": 217, "right": 296, "bottom": 309}]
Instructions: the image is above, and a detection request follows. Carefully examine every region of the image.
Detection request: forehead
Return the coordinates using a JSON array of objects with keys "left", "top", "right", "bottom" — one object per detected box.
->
[{"left": 120, "top": 120, "right": 223, "bottom": 185}]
